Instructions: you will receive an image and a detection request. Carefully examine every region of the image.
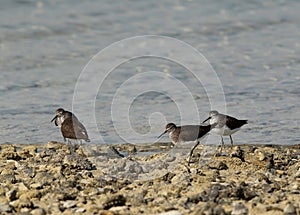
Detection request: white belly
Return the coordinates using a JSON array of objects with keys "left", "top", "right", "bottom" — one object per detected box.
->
[{"left": 211, "top": 126, "right": 240, "bottom": 136}]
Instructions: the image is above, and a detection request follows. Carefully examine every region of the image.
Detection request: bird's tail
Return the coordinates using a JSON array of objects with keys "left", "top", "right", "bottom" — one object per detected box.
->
[{"left": 240, "top": 120, "right": 248, "bottom": 125}]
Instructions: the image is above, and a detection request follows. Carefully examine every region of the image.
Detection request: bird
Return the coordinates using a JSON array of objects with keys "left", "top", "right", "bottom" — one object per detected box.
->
[
  {"left": 158, "top": 122, "right": 216, "bottom": 163},
  {"left": 202, "top": 110, "right": 247, "bottom": 148},
  {"left": 51, "top": 108, "right": 90, "bottom": 143}
]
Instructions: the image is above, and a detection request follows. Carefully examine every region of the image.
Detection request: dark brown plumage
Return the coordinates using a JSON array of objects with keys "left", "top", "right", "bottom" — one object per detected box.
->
[{"left": 51, "top": 108, "right": 90, "bottom": 143}]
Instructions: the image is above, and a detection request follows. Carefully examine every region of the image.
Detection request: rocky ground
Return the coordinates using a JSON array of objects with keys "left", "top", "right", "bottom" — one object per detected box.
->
[{"left": 0, "top": 142, "right": 299, "bottom": 215}]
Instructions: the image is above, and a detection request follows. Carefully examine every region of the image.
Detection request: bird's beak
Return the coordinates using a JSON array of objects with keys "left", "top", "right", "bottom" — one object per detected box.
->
[
  {"left": 51, "top": 115, "right": 57, "bottom": 123},
  {"left": 157, "top": 130, "right": 167, "bottom": 138},
  {"left": 202, "top": 116, "right": 211, "bottom": 123}
]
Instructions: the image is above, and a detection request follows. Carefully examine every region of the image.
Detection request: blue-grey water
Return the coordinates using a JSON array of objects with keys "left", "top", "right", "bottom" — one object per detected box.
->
[{"left": 0, "top": 0, "right": 299, "bottom": 145}]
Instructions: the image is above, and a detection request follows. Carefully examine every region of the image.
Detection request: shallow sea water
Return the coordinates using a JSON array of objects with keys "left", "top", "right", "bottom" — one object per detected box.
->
[{"left": 0, "top": 0, "right": 299, "bottom": 145}]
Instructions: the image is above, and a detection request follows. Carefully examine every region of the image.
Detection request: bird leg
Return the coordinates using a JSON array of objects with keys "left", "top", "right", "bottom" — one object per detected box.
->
[
  {"left": 229, "top": 135, "right": 234, "bottom": 146},
  {"left": 219, "top": 136, "right": 224, "bottom": 153},
  {"left": 187, "top": 140, "right": 201, "bottom": 164}
]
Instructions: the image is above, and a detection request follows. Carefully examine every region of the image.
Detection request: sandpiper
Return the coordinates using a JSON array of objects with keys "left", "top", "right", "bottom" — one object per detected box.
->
[
  {"left": 51, "top": 108, "right": 90, "bottom": 143},
  {"left": 158, "top": 123, "right": 215, "bottom": 163},
  {"left": 202, "top": 110, "right": 247, "bottom": 148}
]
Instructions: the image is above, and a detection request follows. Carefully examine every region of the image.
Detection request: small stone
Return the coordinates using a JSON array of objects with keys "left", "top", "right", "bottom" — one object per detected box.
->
[
  {"left": 47, "top": 141, "right": 64, "bottom": 150},
  {"left": 20, "top": 207, "right": 31, "bottom": 213},
  {"left": 99, "top": 211, "right": 114, "bottom": 215},
  {"left": 75, "top": 207, "right": 86, "bottom": 213},
  {"left": 18, "top": 146, "right": 37, "bottom": 158},
  {"left": 0, "top": 174, "right": 16, "bottom": 184},
  {"left": 0, "top": 202, "right": 12, "bottom": 213},
  {"left": 18, "top": 182, "right": 29, "bottom": 191},
  {"left": 283, "top": 203, "right": 296, "bottom": 215},
  {"left": 231, "top": 202, "right": 248, "bottom": 215},
  {"left": 13, "top": 197, "right": 33, "bottom": 208},
  {"left": 30, "top": 182, "right": 43, "bottom": 189},
  {"left": 30, "top": 208, "right": 46, "bottom": 215},
  {"left": 5, "top": 161, "right": 16, "bottom": 170},
  {"left": 109, "top": 206, "right": 128, "bottom": 212},
  {"left": 0, "top": 145, "right": 20, "bottom": 160},
  {"left": 63, "top": 201, "right": 77, "bottom": 209},
  {"left": 158, "top": 210, "right": 182, "bottom": 215},
  {"left": 276, "top": 170, "right": 285, "bottom": 176},
  {"left": 6, "top": 189, "right": 17, "bottom": 201},
  {"left": 257, "top": 151, "right": 266, "bottom": 161}
]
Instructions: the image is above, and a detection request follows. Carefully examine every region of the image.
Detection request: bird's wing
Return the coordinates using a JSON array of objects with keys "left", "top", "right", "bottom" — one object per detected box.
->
[
  {"left": 225, "top": 115, "right": 248, "bottom": 130},
  {"left": 73, "top": 119, "right": 90, "bottom": 140},
  {"left": 61, "top": 118, "right": 76, "bottom": 139},
  {"left": 179, "top": 125, "right": 210, "bottom": 141},
  {"left": 198, "top": 124, "right": 213, "bottom": 138},
  {"left": 61, "top": 118, "right": 89, "bottom": 141}
]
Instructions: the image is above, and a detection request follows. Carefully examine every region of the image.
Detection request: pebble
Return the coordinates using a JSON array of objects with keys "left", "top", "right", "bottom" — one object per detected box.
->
[
  {"left": 63, "top": 201, "right": 78, "bottom": 209},
  {"left": 30, "top": 208, "right": 46, "bottom": 215},
  {"left": 75, "top": 207, "right": 86, "bottom": 213},
  {"left": 158, "top": 210, "right": 182, "bottom": 215},
  {"left": 283, "top": 203, "right": 296, "bottom": 215},
  {"left": 0, "top": 202, "right": 12, "bottom": 213}
]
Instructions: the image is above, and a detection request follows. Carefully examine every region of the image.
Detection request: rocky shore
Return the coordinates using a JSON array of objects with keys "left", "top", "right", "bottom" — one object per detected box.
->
[{"left": 0, "top": 142, "right": 299, "bottom": 215}]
